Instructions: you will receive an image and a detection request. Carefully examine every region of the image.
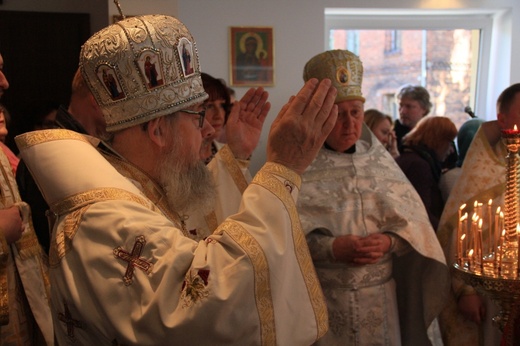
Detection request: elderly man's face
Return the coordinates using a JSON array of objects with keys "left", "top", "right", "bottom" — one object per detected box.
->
[{"left": 325, "top": 99, "right": 364, "bottom": 152}]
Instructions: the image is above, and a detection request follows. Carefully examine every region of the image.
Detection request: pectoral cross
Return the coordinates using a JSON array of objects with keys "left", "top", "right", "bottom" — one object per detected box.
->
[{"left": 113, "top": 235, "right": 154, "bottom": 285}]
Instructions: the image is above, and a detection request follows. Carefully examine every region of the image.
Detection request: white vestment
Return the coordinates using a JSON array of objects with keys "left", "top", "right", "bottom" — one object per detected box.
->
[
  {"left": 437, "top": 122, "right": 503, "bottom": 346},
  {"left": 297, "top": 125, "right": 450, "bottom": 346},
  {"left": 16, "top": 129, "right": 328, "bottom": 345},
  {"left": 0, "top": 147, "right": 53, "bottom": 345}
]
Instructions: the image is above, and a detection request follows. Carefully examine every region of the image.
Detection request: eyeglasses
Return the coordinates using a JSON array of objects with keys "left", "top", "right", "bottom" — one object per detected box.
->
[{"left": 179, "top": 109, "right": 206, "bottom": 128}]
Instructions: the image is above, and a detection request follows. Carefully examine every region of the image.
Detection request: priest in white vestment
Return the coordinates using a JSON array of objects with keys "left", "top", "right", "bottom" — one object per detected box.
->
[
  {"left": 436, "top": 84, "right": 520, "bottom": 346},
  {"left": 297, "top": 49, "right": 450, "bottom": 346}
]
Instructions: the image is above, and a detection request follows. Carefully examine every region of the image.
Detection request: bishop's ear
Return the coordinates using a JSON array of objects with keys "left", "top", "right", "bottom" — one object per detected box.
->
[{"left": 146, "top": 117, "right": 169, "bottom": 148}]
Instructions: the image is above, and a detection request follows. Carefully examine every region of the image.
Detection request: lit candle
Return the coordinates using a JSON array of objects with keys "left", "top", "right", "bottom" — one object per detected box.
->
[
  {"left": 471, "top": 213, "right": 478, "bottom": 258},
  {"left": 462, "top": 213, "right": 468, "bottom": 257},
  {"left": 478, "top": 203, "right": 483, "bottom": 225},
  {"left": 459, "top": 203, "right": 466, "bottom": 222},
  {"left": 459, "top": 234, "right": 466, "bottom": 265},
  {"left": 457, "top": 203, "right": 466, "bottom": 257},
  {"left": 458, "top": 204, "right": 466, "bottom": 258},
  {"left": 468, "top": 249, "right": 474, "bottom": 271},
  {"left": 495, "top": 207, "right": 501, "bottom": 252},
  {"left": 478, "top": 219, "right": 484, "bottom": 273},
  {"left": 500, "top": 211, "right": 504, "bottom": 240},
  {"left": 487, "top": 199, "right": 493, "bottom": 254},
  {"left": 502, "top": 124, "right": 520, "bottom": 135}
]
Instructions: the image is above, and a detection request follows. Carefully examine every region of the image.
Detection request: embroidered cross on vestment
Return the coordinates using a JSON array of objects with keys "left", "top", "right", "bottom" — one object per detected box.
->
[
  {"left": 58, "top": 302, "right": 83, "bottom": 341},
  {"left": 113, "top": 235, "right": 154, "bottom": 285}
]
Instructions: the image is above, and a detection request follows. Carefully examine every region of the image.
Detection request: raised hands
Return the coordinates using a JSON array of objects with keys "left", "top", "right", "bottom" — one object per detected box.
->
[
  {"left": 267, "top": 78, "right": 338, "bottom": 174},
  {"left": 0, "top": 205, "right": 24, "bottom": 244},
  {"left": 226, "top": 87, "right": 270, "bottom": 160}
]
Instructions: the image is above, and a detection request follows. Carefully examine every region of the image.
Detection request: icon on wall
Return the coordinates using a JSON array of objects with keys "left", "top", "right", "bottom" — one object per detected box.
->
[{"left": 229, "top": 26, "right": 274, "bottom": 87}]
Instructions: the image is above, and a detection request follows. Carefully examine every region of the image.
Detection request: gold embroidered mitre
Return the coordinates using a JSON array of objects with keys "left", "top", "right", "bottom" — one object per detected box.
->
[
  {"left": 80, "top": 14, "right": 208, "bottom": 132},
  {"left": 303, "top": 49, "right": 365, "bottom": 103}
]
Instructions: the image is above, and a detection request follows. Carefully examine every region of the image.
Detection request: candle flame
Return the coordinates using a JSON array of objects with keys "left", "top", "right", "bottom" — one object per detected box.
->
[
  {"left": 496, "top": 206, "right": 501, "bottom": 214},
  {"left": 500, "top": 211, "right": 504, "bottom": 218},
  {"left": 461, "top": 234, "right": 466, "bottom": 240},
  {"left": 502, "top": 229, "right": 506, "bottom": 236},
  {"left": 468, "top": 249, "right": 474, "bottom": 256},
  {"left": 474, "top": 200, "right": 478, "bottom": 207},
  {"left": 460, "top": 203, "right": 466, "bottom": 210},
  {"left": 478, "top": 219, "right": 483, "bottom": 228},
  {"left": 488, "top": 199, "right": 492, "bottom": 206},
  {"left": 515, "top": 124, "right": 518, "bottom": 131}
]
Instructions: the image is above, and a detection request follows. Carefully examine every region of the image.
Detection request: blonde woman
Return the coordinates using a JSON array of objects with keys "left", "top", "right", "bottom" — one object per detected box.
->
[{"left": 364, "top": 108, "right": 399, "bottom": 158}]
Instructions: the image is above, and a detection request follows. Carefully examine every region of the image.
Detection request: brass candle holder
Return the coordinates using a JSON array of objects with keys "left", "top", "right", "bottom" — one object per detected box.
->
[
  {"left": 502, "top": 129, "right": 520, "bottom": 242},
  {"left": 454, "top": 127, "right": 520, "bottom": 346}
]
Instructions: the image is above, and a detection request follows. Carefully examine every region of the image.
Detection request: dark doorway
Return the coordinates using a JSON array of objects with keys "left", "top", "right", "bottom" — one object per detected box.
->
[{"left": 0, "top": 10, "right": 90, "bottom": 153}]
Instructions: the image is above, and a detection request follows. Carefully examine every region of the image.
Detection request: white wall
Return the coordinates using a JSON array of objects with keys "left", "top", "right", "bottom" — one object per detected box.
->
[
  {"left": 3, "top": 0, "right": 518, "bottom": 173},
  {"left": 176, "top": 0, "right": 520, "bottom": 174}
]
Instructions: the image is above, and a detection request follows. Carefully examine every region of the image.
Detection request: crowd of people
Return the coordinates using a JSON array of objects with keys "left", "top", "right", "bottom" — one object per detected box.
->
[{"left": 0, "top": 11, "right": 518, "bottom": 346}]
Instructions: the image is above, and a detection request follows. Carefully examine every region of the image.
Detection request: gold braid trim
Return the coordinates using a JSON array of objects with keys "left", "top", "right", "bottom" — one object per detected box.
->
[
  {"left": 14, "top": 229, "right": 42, "bottom": 260},
  {"left": 259, "top": 162, "right": 301, "bottom": 189},
  {"left": 15, "top": 129, "right": 91, "bottom": 151},
  {"left": 49, "top": 206, "right": 89, "bottom": 267},
  {"left": 252, "top": 166, "right": 329, "bottom": 340},
  {"left": 50, "top": 187, "right": 154, "bottom": 216},
  {"left": 219, "top": 145, "right": 248, "bottom": 193},
  {"left": 216, "top": 220, "right": 275, "bottom": 346},
  {"left": 0, "top": 234, "right": 8, "bottom": 325},
  {"left": 48, "top": 188, "right": 157, "bottom": 267}
]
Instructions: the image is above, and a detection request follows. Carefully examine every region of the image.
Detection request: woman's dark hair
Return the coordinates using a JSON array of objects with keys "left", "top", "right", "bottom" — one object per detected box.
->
[{"left": 201, "top": 73, "right": 231, "bottom": 121}]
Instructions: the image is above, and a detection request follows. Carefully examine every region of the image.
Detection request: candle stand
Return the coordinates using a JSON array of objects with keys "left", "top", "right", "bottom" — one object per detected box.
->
[{"left": 454, "top": 128, "right": 520, "bottom": 346}]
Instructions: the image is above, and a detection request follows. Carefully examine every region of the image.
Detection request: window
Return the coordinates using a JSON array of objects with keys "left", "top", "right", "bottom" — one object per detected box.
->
[
  {"left": 325, "top": 8, "right": 511, "bottom": 125},
  {"left": 328, "top": 27, "right": 477, "bottom": 127},
  {"left": 384, "top": 30, "right": 401, "bottom": 54},
  {"left": 329, "top": 30, "right": 359, "bottom": 55}
]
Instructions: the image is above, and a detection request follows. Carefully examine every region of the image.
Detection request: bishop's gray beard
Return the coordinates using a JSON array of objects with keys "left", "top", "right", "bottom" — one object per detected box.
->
[{"left": 158, "top": 145, "right": 216, "bottom": 216}]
